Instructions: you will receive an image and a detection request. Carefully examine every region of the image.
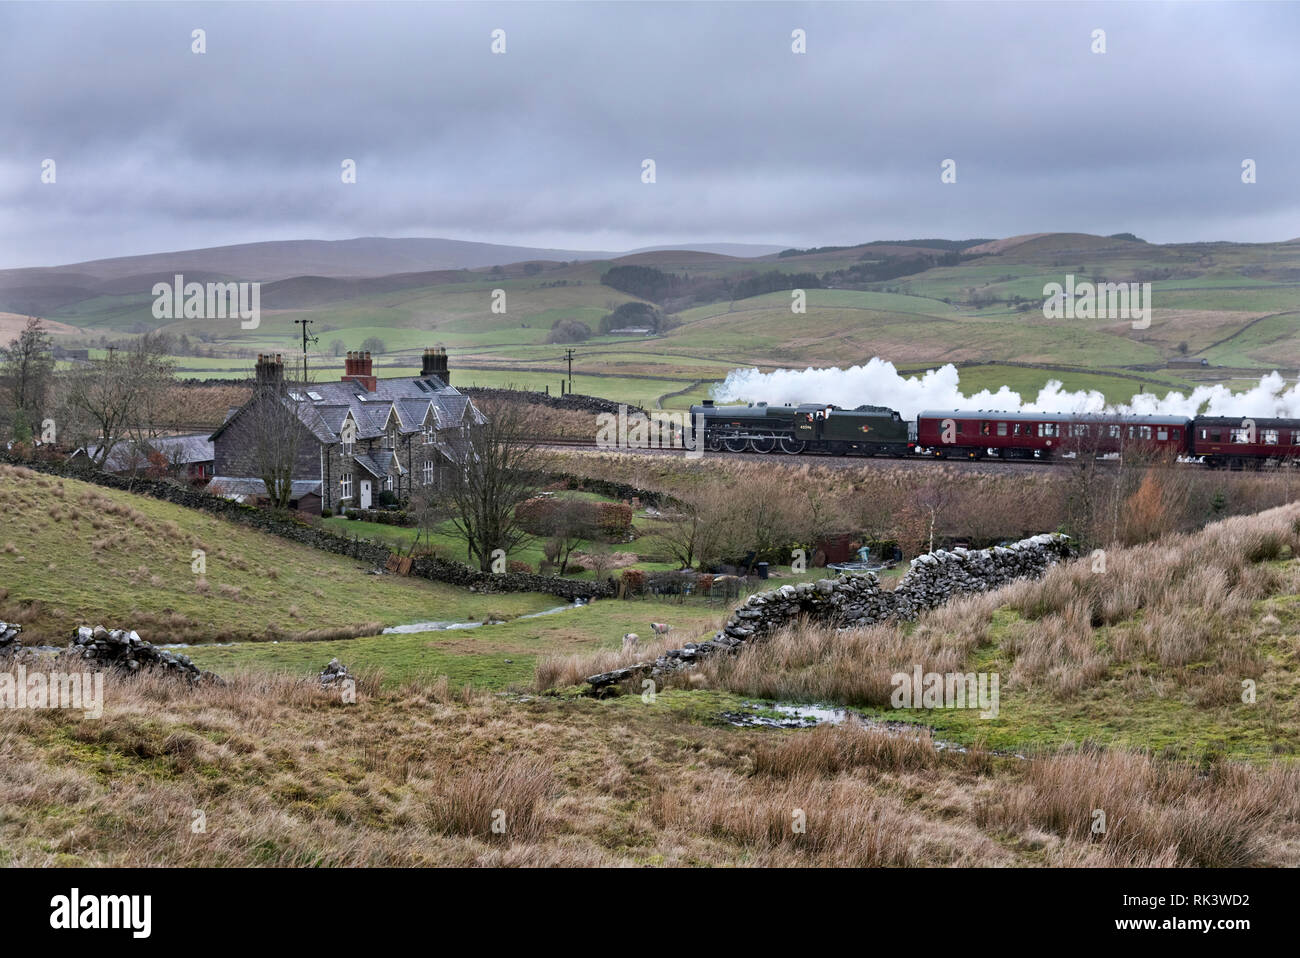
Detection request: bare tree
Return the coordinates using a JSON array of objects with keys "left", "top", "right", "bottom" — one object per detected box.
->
[
  {"left": 541, "top": 497, "right": 599, "bottom": 574},
  {"left": 1, "top": 317, "right": 55, "bottom": 441},
  {"left": 407, "top": 481, "right": 448, "bottom": 557},
  {"left": 442, "top": 400, "right": 550, "bottom": 572},
  {"left": 65, "top": 336, "right": 174, "bottom": 467},
  {"left": 650, "top": 488, "right": 728, "bottom": 570},
  {"left": 241, "top": 363, "right": 309, "bottom": 510}
]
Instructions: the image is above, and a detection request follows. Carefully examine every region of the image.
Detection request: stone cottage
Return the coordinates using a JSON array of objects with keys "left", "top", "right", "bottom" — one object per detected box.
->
[{"left": 208, "top": 348, "right": 482, "bottom": 513}]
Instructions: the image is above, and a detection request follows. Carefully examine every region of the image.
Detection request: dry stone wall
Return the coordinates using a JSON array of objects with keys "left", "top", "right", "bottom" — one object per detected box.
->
[
  {"left": 587, "top": 533, "right": 1073, "bottom": 689},
  {"left": 0, "top": 621, "right": 219, "bottom": 684}
]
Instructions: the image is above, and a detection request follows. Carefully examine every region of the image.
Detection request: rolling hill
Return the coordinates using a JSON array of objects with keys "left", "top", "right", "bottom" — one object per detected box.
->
[{"left": 7, "top": 232, "right": 1300, "bottom": 417}]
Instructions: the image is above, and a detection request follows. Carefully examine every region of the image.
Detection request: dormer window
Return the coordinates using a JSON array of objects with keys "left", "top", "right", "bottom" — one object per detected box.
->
[{"left": 384, "top": 429, "right": 395, "bottom": 450}]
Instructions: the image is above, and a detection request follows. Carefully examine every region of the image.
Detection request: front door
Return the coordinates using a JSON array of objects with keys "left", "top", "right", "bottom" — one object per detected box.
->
[{"left": 359, "top": 479, "right": 372, "bottom": 509}]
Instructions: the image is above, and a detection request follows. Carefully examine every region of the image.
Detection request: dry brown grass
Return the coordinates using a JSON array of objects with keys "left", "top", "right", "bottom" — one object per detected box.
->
[
  {"left": 1, "top": 668, "right": 1296, "bottom": 866},
  {"left": 976, "top": 747, "right": 1300, "bottom": 867},
  {"left": 682, "top": 502, "right": 1300, "bottom": 707},
  {"left": 534, "top": 631, "right": 689, "bottom": 690}
]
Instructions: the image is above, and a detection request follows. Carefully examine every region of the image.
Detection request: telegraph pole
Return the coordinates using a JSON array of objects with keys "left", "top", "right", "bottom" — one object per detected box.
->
[
  {"left": 293, "top": 318, "right": 317, "bottom": 383},
  {"left": 563, "top": 348, "right": 576, "bottom": 394}
]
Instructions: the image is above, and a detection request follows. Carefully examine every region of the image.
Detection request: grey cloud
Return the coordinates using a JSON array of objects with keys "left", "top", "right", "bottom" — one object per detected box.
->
[{"left": 2, "top": 1, "right": 1297, "bottom": 267}]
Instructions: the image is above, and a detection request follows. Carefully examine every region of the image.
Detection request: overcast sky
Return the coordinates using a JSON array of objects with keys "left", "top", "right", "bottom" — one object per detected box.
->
[{"left": 3, "top": 1, "right": 1298, "bottom": 268}]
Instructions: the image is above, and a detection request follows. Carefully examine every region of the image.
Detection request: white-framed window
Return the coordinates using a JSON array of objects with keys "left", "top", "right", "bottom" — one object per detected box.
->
[
  {"left": 422, "top": 460, "right": 433, "bottom": 484},
  {"left": 384, "top": 430, "right": 395, "bottom": 450},
  {"left": 1264, "top": 429, "right": 1280, "bottom": 445},
  {"left": 1038, "top": 422, "right": 1059, "bottom": 438},
  {"left": 384, "top": 475, "right": 392, "bottom": 491},
  {"left": 423, "top": 424, "right": 434, "bottom": 444},
  {"left": 341, "top": 473, "right": 353, "bottom": 499},
  {"left": 1128, "top": 425, "right": 1153, "bottom": 440}
]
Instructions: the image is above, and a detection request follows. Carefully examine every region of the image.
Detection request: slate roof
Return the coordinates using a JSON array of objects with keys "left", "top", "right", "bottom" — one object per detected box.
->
[
  {"left": 210, "top": 374, "right": 480, "bottom": 446},
  {"left": 80, "top": 434, "right": 214, "bottom": 473},
  {"left": 353, "top": 450, "right": 401, "bottom": 479},
  {"left": 208, "top": 477, "right": 322, "bottom": 500}
]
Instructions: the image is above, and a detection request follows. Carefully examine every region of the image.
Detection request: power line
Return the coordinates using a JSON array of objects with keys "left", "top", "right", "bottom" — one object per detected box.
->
[{"left": 293, "top": 318, "right": 317, "bottom": 383}]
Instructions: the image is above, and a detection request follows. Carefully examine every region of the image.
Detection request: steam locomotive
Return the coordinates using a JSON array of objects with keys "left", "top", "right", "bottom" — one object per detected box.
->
[{"left": 689, "top": 400, "right": 1300, "bottom": 469}]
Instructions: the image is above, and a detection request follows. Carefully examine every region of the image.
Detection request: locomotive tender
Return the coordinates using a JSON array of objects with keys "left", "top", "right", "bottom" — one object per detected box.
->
[{"left": 690, "top": 399, "right": 1300, "bottom": 468}]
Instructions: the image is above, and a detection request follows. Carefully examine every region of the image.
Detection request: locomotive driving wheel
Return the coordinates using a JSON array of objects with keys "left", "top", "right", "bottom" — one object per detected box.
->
[
  {"left": 749, "top": 435, "right": 776, "bottom": 454},
  {"left": 723, "top": 434, "right": 748, "bottom": 453},
  {"left": 779, "top": 437, "right": 807, "bottom": 454}
]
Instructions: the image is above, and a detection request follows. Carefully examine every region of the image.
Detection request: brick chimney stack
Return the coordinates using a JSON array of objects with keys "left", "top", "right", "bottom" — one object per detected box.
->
[
  {"left": 341, "top": 350, "right": 377, "bottom": 392},
  {"left": 420, "top": 346, "right": 450, "bottom": 386},
  {"left": 255, "top": 352, "right": 284, "bottom": 391}
]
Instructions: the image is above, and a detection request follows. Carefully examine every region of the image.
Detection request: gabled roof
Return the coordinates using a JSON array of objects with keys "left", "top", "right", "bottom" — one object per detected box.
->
[
  {"left": 78, "top": 434, "right": 214, "bottom": 472},
  {"left": 210, "top": 373, "right": 480, "bottom": 446},
  {"left": 351, "top": 451, "right": 389, "bottom": 478},
  {"left": 394, "top": 398, "right": 435, "bottom": 431}
]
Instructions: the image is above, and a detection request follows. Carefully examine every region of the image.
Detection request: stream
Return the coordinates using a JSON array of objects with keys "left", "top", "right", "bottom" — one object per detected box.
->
[
  {"left": 159, "top": 599, "right": 589, "bottom": 648},
  {"left": 722, "top": 701, "right": 979, "bottom": 753}
]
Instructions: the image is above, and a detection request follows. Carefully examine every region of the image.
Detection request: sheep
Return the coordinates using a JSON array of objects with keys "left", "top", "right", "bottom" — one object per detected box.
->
[
  {"left": 649, "top": 622, "right": 672, "bottom": 636},
  {"left": 622, "top": 632, "right": 640, "bottom": 652}
]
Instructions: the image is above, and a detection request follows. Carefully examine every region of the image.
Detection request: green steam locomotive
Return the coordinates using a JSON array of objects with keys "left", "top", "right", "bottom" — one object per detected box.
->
[{"left": 689, "top": 399, "right": 912, "bottom": 456}]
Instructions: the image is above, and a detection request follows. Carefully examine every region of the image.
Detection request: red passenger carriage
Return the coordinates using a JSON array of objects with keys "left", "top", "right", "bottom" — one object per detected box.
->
[{"left": 915, "top": 410, "right": 1192, "bottom": 460}]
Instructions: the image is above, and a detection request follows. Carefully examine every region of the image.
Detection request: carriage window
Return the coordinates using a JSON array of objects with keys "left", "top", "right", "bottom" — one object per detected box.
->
[
  {"left": 997, "top": 422, "right": 1008, "bottom": 437},
  {"left": 1172, "top": 429, "right": 1182, "bottom": 440},
  {"left": 1070, "top": 424, "right": 1090, "bottom": 437},
  {"left": 1230, "top": 428, "right": 1252, "bottom": 444},
  {"left": 1128, "top": 425, "right": 1153, "bottom": 439},
  {"left": 1038, "top": 423, "right": 1059, "bottom": 438},
  {"left": 1013, "top": 423, "right": 1026, "bottom": 436},
  {"left": 1109, "top": 425, "right": 1121, "bottom": 439},
  {"left": 1157, "top": 429, "right": 1168, "bottom": 441},
  {"left": 981, "top": 422, "right": 991, "bottom": 436},
  {"left": 1264, "top": 429, "right": 1280, "bottom": 445},
  {"left": 956, "top": 421, "right": 964, "bottom": 434},
  {"left": 1211, "top": 430, "right": 1221, "bottom": 442}
]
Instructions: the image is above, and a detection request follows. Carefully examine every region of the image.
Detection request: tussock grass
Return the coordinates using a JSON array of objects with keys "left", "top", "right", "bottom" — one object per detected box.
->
[
  {"left": 1, "top": 653, "right": 1297, "bottom": 866},
  {"left": 691, "top": 503, "right": 1300, "bottom": 713},
  {"left": 977, "top": 747, "right": 1300, "bottom": 867},
  {"left": 752, "top": 722, "right": 940, "bottom": 777}
]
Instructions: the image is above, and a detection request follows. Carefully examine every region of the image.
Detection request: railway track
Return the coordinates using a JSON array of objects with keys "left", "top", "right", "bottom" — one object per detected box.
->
[
  {"left": 531, "top": 436, "right": 1286, "bottom": 476},
  {"left": 533, "top": 437, "right": 1108, "bottom": 474}
]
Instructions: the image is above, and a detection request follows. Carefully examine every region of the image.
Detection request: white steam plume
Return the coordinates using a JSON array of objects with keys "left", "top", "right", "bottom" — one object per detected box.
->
[{"left": 713, "top": 358, "right": 1300, "bottom": 422}]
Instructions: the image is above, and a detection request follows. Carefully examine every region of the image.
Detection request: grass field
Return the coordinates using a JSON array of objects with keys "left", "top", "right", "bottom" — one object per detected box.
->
[
  {"left": 37, "top": 233, "right": 1300, "bottom": 424},
  {"left": 0, "top": 465, "right": 559, "bottom": 645}
]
